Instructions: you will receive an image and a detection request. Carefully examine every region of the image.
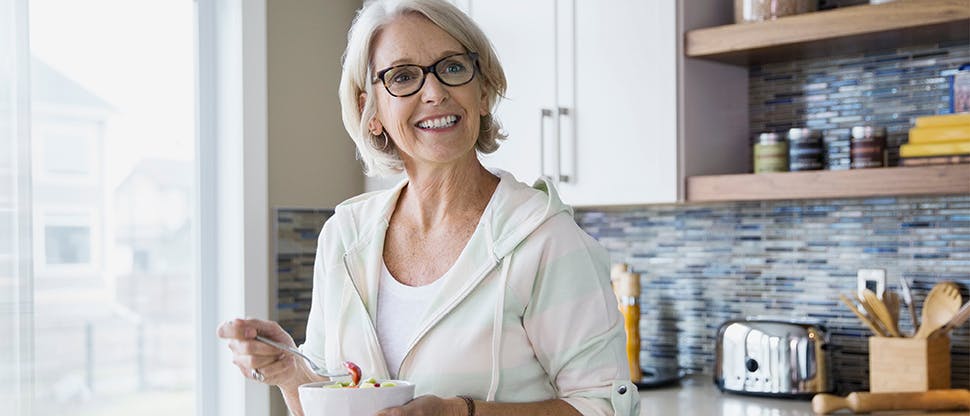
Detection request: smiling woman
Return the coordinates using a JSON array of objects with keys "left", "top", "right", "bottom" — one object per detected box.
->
[{"left": 217, "top": 1, "right": 640, "bottom": 416}]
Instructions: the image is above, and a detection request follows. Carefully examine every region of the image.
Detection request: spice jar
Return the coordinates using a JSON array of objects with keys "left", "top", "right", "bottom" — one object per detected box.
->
[
  {"left": 787, "top": 128, "right": 823, "bottom": 171},
  {"left": 735, "top": 0, "right": 818, "bottom": 23},
  {"left": 851, "top": 126, "right": 887, "bottom": 169},
  {"left": 824, "top": 130, "right": 851, "bottom": 170},
  {"left": 753, "top": 132, "right": 788, "bottom": 173}
]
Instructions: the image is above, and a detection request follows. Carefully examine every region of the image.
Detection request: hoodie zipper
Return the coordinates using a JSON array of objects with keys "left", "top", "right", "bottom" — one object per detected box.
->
[
  {"left": 396, "top": 257, "right": 501, "bottom": 380},
  {"left": 342, "top": 252, "right": 392, "bottom": 378}
]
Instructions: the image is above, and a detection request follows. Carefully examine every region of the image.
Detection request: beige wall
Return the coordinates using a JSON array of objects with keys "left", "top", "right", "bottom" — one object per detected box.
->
[
  {"left": 268, "top": 0, "right": 364, "bottom": 210},
  {"left": 267, "top": 1, "right": 362, "bottom": 415}
]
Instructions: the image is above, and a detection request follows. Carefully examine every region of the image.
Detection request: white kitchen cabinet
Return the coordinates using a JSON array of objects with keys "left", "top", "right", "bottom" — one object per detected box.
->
[
  {"left": 464, "top": 0, "right": 678, "bottom": 205},
  {"left": 462, "top": 0, "right": 558, "bottom": 189}
]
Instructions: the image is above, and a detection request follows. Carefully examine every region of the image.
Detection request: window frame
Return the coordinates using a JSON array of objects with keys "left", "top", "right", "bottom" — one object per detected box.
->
[{"left": 195, "top": 1, "right": 270, "bottom": 416}]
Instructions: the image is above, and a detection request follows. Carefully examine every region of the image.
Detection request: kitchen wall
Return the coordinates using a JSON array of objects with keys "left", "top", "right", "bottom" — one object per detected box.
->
[
  {"left": 267, "top": 1, "right": 362, "bottom": 414},
  {"left": 577, "top": 40, "right": 970, "bottom": 394},
  {"left": 268, "top": 0, "right": 363, "bottom": 210}
]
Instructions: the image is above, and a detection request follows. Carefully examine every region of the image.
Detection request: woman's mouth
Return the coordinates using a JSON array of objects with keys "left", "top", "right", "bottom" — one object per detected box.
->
[{"left": 415, "top": 115, "right": 460, "bottom": 130}]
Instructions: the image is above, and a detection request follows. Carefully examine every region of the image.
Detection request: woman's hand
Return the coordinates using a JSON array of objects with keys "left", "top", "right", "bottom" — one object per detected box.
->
[
  {"left": 375, "top": 395, "right": 466, "bottom": 416},
  {"left": 215, "top": 318, "right": 314, "bottom": 390}
]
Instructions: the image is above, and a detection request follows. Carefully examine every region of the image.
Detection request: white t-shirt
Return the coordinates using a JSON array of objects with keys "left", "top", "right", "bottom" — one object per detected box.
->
[{"left": 376, "top": 261, "right": 444, "bottom": 378}]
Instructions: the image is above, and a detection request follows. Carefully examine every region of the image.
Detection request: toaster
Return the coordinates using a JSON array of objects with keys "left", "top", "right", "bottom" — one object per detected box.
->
[{"left": 714, "top": 319, "right": 832, "bottom": 398}]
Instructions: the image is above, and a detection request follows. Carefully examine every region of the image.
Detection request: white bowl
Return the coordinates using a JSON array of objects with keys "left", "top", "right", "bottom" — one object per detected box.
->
[{"left": 298, "top": 380, "right": 415, "bottom": 416}]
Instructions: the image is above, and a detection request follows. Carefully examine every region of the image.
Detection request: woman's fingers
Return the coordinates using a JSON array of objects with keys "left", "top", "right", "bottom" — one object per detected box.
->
[
  {"left": 217, "top": 318, "right": 296, "bottom": 348},
  {"left": 255, "top": 354, "right": 299, "bottom": 385},
  {"left": 217, "top": 317, "right": 301, "bottom": 387},
  {"left": 216, "top": 318, "right": 257, "bottom": 340},
  {"left": 231, "top": 347, "right": 282, "bottom": 370}
]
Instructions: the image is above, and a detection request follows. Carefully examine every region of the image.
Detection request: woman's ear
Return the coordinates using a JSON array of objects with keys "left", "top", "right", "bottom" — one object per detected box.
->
[
  {"left": 360, "top": 92, "right": 383, "bottom": 135},
  {"left": 479, "top": 90, "right": 489, "bottom": 116}
]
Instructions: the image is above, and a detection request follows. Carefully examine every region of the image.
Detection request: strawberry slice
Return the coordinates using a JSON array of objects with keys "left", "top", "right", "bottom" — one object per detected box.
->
[{"left": 344, "top": 361, "right": 362, "bottom": 387}]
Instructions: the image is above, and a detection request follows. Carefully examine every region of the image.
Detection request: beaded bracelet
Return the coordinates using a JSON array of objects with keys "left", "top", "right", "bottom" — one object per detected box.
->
[{"left": 457, "top": 395, "right": 476, "bottom": 416}]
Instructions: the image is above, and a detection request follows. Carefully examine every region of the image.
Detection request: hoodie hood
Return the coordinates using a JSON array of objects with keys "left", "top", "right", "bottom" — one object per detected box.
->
[{"left": 336, "top": 169, "right": 572, "bottom": 260}]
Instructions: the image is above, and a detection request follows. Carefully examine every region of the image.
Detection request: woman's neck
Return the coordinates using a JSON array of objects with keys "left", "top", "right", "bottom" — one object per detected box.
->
[{"left": 397, "top": 157, "right": 499, "bottom": 232}]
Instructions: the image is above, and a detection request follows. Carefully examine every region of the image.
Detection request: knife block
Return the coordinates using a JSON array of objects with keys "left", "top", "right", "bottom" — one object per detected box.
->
[{"left": 869, "top": 336, "right": 950, "bottom": 393}]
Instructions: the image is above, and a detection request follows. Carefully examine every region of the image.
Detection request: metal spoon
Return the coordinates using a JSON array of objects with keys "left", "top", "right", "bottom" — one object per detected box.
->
[
  {"left": 898, "top": 276, "right": 919, "bottom": 333},
  {"left": 255, "top": 335, "right": 349, "bottom": 378}
]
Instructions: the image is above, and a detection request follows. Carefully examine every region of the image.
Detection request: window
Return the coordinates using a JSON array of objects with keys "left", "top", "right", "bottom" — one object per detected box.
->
[
  {"left": 10, "top": 1, "right": 200, "bottom": 414},
  {"left": 4, "top": 0, "right": 271, "bottom": 414},
  {"left": 44, "top": 224, "right": 90, "bottom": 264}
]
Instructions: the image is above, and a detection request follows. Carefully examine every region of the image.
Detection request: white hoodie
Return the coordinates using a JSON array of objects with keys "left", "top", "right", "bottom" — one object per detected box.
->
[{"left": 300, "top": 170, "right": 639, "bottom": 415}]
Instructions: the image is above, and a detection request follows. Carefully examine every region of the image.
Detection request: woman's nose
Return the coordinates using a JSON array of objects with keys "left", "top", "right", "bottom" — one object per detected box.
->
[{"left": 420, "top": 72, "right": 449, "bottom": 104}]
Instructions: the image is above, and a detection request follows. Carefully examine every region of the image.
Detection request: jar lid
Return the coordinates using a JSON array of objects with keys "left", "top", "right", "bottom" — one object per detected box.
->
[
  {"left": 787, "top": 128, "right": 821, "bottom": 142},
  {"left": 851, "top": 126, "right": 887, "bottom": 139},
  {"left": 755, "top": 132, "right": 782, "bottom": 144}
]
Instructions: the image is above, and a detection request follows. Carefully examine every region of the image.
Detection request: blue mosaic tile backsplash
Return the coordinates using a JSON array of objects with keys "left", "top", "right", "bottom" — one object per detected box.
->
[
  {"left": 275, "top": 208, "right": 333, "bottom": 345},
  {"left": 749, "top": 41, "right": 969, "bottom": 166},
  {"left": 575, "top": 41, "right": 970, "bottom": 394},
  {"left": 577, "top": 195, "right": 970, "bottom": 393}
]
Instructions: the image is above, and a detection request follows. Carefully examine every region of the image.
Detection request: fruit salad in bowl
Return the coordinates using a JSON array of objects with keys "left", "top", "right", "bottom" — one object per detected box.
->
[{"left": 298, "top": 362, "right": 415, "bottom": 416}]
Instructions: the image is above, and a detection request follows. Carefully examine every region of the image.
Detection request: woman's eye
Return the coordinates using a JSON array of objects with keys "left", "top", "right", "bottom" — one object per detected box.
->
[
  {"left": 391, "top": 73, "right": 414, "bottom": 84},
  {"left": 444, "top": 62, "right": 465, "bottom": 73}
]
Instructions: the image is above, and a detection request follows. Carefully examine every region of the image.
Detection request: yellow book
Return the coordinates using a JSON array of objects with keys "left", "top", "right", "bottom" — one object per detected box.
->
[
  {"left": 908, "top": 125, "right": 970, "bottom": 144},
  {"left": 914, "top": 113, "right": 970, "bottom": 128},
  {"left": 900, "top": 140, "right": 970, "bottom": 158}
]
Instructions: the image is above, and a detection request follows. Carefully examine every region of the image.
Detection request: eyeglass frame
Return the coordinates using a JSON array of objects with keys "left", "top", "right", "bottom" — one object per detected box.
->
[{"left": 371, "top": 52, "right": 480, "bottom": 98}]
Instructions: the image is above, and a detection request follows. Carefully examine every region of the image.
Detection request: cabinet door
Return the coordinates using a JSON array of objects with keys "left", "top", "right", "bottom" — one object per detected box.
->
[
  {"left": 466, "top": 0, "right": 558, "bottom": 185},
  {"left": 558, "top": 0, "right": 678, "bottom": 205}
]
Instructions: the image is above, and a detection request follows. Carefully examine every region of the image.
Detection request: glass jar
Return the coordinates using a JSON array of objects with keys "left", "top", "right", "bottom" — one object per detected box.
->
[
  {"left": 735, "top": 0, "right": 818, "bottom": 23},
  {"left": 823, "top": 130, "right": 851, "bottom": 171},
  {"left": 850, "top": 126, "right": 887, "bottom": 169},
  {"left": 753, "top": 132, "right": 789, "bottom": 173},
  {"left": 787, "top": 128, "right": 823, "bottom": 171}
]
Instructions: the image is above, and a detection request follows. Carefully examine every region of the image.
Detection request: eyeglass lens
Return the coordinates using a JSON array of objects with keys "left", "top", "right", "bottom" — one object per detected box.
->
[{"left": 381, "top": 54, "right": 476, "bottom": 97}]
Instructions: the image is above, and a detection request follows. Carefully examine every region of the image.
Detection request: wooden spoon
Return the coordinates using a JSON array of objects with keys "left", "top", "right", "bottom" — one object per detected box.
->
[
  {"left": 862, "top": 289, "right": 901, "bottom": 337},
  {"left": 884, "top": 291, "right": 901, "bottom": 335},
  {"left": 839, "top": 294, "right": 887, "bottom": 337},
  {"left": 914, "top": 282, "right": 963, "bottom": 339}
]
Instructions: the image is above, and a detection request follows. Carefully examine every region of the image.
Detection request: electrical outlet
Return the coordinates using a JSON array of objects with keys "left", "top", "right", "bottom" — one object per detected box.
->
[{"left": 857, "top": 269, "right": 887, "bottom": 299}]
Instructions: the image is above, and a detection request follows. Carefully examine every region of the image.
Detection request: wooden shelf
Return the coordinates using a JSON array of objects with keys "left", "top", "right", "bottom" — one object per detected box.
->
[
  {"left": 686, "top": 0, "right": 970, "bottom": 65},
  {"left": 686, "top": 165, "right": 970, "bottom": 202}
]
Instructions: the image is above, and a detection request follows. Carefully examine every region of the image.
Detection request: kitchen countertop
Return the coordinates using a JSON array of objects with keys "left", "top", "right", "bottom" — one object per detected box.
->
[{"left": 637, "top": 375, "right": 969, "bottom": 415}]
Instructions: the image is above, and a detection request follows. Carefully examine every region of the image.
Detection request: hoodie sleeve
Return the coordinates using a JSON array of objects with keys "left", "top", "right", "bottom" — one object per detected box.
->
[
  {"left": 521, "top": 214, "right": 640, "bottom": 416},
  {"left": 298, "top": 210, "right": 341, "bottom": 366}
]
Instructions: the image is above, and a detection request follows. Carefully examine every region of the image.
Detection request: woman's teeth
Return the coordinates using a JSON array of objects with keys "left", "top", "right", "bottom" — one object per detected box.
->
[{"left": 417, "top": 115, "right": 458, "bottom": 129}]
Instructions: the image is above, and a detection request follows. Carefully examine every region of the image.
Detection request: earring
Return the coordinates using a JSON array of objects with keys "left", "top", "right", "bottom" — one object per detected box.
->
[{"left": 379, "top": 130, "right": 390, "bottom": 150}]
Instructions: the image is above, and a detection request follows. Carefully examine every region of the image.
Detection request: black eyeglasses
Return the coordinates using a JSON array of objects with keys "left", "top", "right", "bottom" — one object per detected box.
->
[{"left": 372, "top": 52, "right": 479, "bottom": 97}]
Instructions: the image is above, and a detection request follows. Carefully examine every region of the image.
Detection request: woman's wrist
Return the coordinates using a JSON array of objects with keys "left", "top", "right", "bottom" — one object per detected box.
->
[{"left": 453, "top": 396, "right": 475, "bottom": 416}]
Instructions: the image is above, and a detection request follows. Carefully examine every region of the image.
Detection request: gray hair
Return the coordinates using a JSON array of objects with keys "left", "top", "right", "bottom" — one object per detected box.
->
[{"left": 338, "top": 0, "right": 507, "bottom": 177}]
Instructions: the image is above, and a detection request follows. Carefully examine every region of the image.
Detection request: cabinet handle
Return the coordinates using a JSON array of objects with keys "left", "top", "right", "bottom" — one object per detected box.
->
[
  {"left": 556, "top": 107, "right": 570, "bottom": 183},
  {"left": 539, "top": 108, "right": 553, "bottom": 179}
]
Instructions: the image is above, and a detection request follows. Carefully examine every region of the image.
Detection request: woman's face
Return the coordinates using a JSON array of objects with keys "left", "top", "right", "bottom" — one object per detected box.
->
[{"left": 367, "top": 14, "right": 487, "bottom": 170}]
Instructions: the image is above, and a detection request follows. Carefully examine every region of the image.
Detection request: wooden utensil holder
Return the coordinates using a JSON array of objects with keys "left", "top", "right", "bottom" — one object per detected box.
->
[{"left": 869, "top": 336, "right": 950, "bottom": 393}]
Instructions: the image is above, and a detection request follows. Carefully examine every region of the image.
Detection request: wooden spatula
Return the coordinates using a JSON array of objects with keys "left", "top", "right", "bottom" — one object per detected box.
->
[{"left": 914, "top": 282, "right": 962, "bottom": 339}]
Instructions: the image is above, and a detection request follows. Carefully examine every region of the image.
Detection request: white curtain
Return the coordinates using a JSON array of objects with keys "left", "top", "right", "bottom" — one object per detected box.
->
[{"left": 0, "top": 0, "right": 33, "bottom": 414}]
